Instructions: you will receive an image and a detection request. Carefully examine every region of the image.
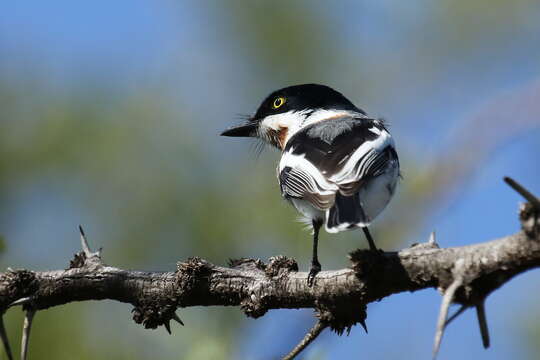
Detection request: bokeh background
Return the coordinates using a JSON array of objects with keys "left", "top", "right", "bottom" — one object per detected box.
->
[{"left": 1, "top": 1, "right": 540, "bottom": 359}]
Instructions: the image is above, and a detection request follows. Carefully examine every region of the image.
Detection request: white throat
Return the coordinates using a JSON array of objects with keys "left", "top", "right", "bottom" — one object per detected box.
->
[{"left": 260, "top": 109, "right": 363, "bottom": 147}]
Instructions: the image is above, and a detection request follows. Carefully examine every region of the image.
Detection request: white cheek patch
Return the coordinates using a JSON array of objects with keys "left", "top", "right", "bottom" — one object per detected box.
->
[
  {"left": 259, "top": 110, "right": 308, "bottom": 147},
  {"left": 261, "top": 111, "right": 305, "bottom": 132},
  {"left": 260, "top": 109, "right": 364, "bottom": 147}
]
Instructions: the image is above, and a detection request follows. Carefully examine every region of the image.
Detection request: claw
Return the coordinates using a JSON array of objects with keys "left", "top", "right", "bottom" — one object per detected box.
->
[
  {"left": 307, "top": 262, "right": 321, "bottom": 287},
  {"left": 0, "top": 315, "right": 13, "bottom": 360},
  {"left": 171, "top": 312, "right": 184, "bottom": 326},
  {"left": 21, "top": 309, "right": 35, "bottom": 360},
  {"left": 307, "top": 268, "right": 320, "bottom": 287}
]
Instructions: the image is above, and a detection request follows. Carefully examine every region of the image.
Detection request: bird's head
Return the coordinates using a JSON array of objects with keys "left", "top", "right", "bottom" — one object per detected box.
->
[{"left": 221, "top": 84, "right": 365, "bottom": 150}]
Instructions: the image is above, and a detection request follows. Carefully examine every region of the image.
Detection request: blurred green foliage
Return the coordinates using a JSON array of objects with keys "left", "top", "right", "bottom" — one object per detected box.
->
[{"left": 1, "top": 1, "right": 539, "bottom": 359}]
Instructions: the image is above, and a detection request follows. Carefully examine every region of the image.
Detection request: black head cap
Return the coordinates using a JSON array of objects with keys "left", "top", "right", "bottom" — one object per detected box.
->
[
  {"left": 221, "top": 84, "right": 364, "bottom": 137},
  {"left": 252, "top": 84, "right": 365, "bottom": 121}
]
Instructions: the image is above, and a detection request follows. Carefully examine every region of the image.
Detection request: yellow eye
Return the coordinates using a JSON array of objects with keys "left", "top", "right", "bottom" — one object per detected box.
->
[{"left": 272, "top": 97, "right": 286, "bottom": 109}]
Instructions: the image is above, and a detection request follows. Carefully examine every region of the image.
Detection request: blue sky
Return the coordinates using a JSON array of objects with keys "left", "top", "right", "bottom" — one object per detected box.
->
[{"left": 1, "top": 1, "right": 540, "bottom": 359}]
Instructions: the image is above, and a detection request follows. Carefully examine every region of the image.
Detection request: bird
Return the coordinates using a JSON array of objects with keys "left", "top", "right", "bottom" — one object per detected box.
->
[{"left": 221, "top": 84, "right": 399, "bottom": 286}]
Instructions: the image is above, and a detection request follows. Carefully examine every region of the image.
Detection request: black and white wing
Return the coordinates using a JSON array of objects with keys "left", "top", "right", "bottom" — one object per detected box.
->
[
  {"left": 278, "top": 116, "right": 399, "bottom": 231},
  {"left": 278, "top": 156, "right": 338, "bottom": 211}
]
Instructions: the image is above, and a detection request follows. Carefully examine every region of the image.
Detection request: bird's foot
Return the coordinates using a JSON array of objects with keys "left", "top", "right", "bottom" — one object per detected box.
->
[
  {"left": 367, "top": 242, "right": 384, "bottom": 254},
  {"left": 307, "top": 261, "right": 321, "bottom": 287},
  {"left": 371, "top": 247, "right": 384, "bottom": 254}
]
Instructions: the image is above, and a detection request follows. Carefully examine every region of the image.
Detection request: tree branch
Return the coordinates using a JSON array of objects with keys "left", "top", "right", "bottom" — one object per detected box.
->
[
  {"left": 0, "top": 177, "right": 539, "bottom": 359},
  {"left": 283, "top": 320, "right": 328, "bottom": 360}
]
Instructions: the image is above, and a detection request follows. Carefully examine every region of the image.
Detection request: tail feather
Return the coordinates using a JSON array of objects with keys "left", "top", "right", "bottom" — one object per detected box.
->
[{"left": 326, "top": 192, "right": 369, "bottom": 232}]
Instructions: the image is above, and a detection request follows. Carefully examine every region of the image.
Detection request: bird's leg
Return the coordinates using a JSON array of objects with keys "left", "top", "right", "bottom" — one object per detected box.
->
[
  {"left": 307, "top": 220, "right": 323, "bottom": 287},
  {"left": 362, "top": 226, "right": 379, "bottom": 252}
]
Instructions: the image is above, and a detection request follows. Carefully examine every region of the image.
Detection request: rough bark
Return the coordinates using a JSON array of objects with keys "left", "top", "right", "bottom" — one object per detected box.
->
[
  {"left": 0, "top": 178, "right": 539, "bottom": 359},
  {"left": 2, "top": 229, "right": 539, "bottom": 326}
]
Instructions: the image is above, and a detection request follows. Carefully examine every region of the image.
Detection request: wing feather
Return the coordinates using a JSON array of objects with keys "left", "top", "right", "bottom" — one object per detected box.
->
[{"left": 278, "top": 116, "right": 399, "bottom": 218}]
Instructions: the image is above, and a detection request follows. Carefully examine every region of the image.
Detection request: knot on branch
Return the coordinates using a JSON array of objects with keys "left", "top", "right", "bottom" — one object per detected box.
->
[
  {"left": 241, "top": 293, "right": 269, "bottom": 319},
  {"left": 228, "top": 258, "right": 265, "bottom": 271},
  {"left": 69, "top": 226, "right": 104, "bottom": 271},
  {"left": 67, "top": 250, "right": 103, "bottom": 270},
  {"left": 176, "top": 257, "right": 212, "bottom": 306},
  {"left": 348, "top": 249, "right": 390, "bottom": 279},
  {"left": 520, "top": 202, "right": 540, "bottom": 238},
  {"left": 132, "top": 302, "right": 177, "bottom": 330},
  {"left": 409, "top": 240, "right": 440, "bottom": 251},
  {"left": 0, "top": 270, "right": 37, "bottom": 309},
  {"left": 316, "top": 300, "right": 368, "bottom": 335},
  {"left": 233, "top": 256, "right": 297, "bottom": 318},
  {"left": 68, "top": 252, "right": 86, "bottom": 269},
  {"left": 265, "top": 256, "right": 298, "bottom": 277},
  {"left": 450, "top": 271, "right": 509, "bottom": 307}
]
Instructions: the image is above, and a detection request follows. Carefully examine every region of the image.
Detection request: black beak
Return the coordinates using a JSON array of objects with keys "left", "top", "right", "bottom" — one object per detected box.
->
[{"left": 220, "top": 122, "right": 258, "bottom": 137}]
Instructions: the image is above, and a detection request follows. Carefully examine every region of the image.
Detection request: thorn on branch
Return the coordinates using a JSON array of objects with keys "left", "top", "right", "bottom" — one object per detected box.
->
[
  {"left": 433, "top": 277, "right": 463, "bottom": 359},
  {"left": 360, "top": 319, "right": 368, "bottom": 333},
  {"left": 8, "top": 297, "right": 31, "bottom": 309},
  {"left": 162, "top": 312, "right": 185, "bottom": 333},
  {"left": 163, "top": 321, "right": 171, "bottom": 335},
  {"left": 428, "top": 231, "right": 437, "bottom": 246},
  {"left": 282, "top": 320, "right": 328, "bottom": 360},
  {"left": 79, "top": 225, "right": 101, "bottom": 259},
  {"left": 0, "top": 316, "right": 13, "bottom": 360},
  {"left": 408, "top": 231, "right": 440, "bottom": 251},
  {"left": 172, "top": 312, "right": 184, "bottom": 326},
  {"left": 21, "top": 309, "right": 35, "bottom": 360},
  {"left": 444, "top": 304, "right": 467, "bottom": 327},
  {"left": 70, "top": 226, "right": 104, "bottom": 269},
  {"left": 284, "top": 300, "right": 364, "bottom": 359},
  {"left": 475, "top": 301, "right": 490, "bottom": 349},
  {"left": 504, "top": 177, "right": 540, "bottom": 210},
  {"left": 79, "top": 225, "right": 90, "bottom": 256},
  {"left": 504, "top": 178, "right": 540, "bottom": 237}
]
